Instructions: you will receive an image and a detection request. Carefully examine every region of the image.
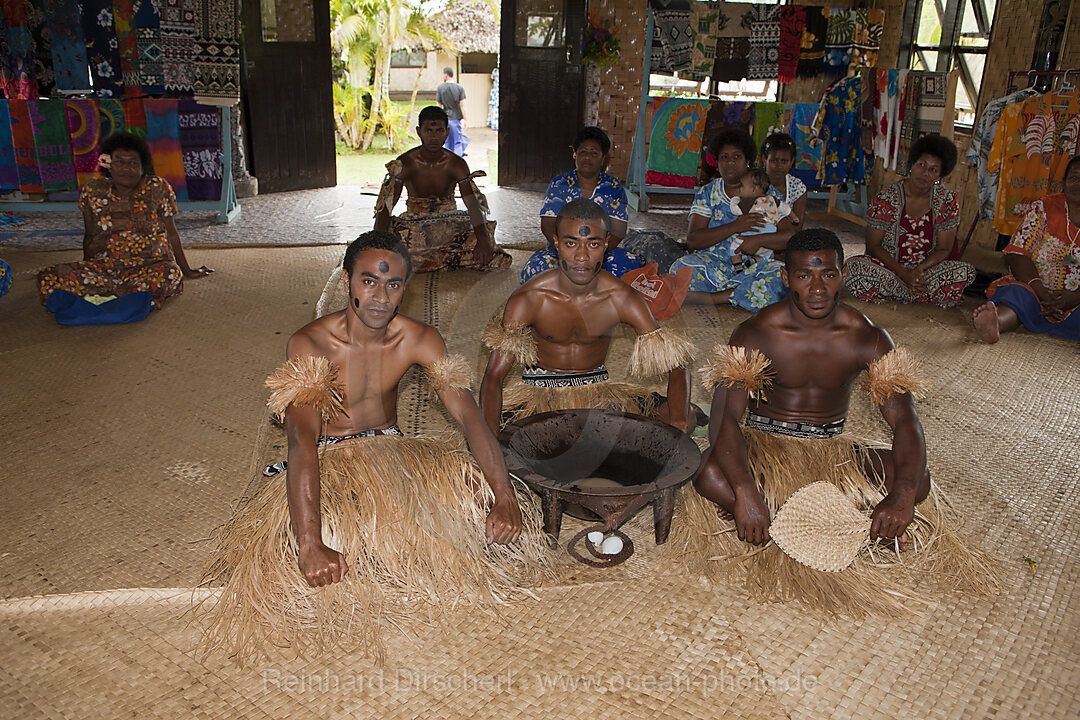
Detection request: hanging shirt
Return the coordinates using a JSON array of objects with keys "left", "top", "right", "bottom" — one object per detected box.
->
[
  {"left": 965, "top": 88, "right": 1040, "bottom": 221},
  {"left": 988, "top": 89, "right": 1080, "bottom": 235}
]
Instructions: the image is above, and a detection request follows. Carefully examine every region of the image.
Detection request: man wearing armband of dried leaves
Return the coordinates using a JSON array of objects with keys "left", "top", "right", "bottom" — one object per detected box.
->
[
  {"left": 670, "top": 229, "right": 997, "bottom": 617},
  {"left": 479, "top": 198, "right": 697, "bottom": 433},
  {"left": 203, "top": 231, "right": 548, "bottom": 661}
]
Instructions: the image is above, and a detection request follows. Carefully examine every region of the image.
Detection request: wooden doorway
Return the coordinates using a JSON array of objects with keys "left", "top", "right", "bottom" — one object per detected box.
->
[
  {"left": 498, "top": 0, "right": 586, "bottom": 185},
  {"left": 241, "top": 0, "right": 336, "bottom": 193}
]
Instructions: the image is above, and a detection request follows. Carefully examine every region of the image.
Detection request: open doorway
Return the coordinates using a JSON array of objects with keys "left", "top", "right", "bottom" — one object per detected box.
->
[{"left": 331, "top": 0, "right": 501, "bottom": 189}]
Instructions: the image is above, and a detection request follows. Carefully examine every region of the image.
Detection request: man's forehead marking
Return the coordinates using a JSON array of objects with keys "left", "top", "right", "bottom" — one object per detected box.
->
[
  {"left": 809, "top": 257, "right": 822, "bottom": 266},
  {"left": 578, "top": 225, "right": 591, "bottom": 237},
  {"left": 378, "top": 260, "right": 390, "bottom": 273}
]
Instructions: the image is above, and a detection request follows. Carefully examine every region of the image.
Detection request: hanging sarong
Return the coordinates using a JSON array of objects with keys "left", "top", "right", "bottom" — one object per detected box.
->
[
  {"left": 144, "top": 99, "right": 189, "bottom": 200},
  {"left": 778, "top": 5, "right": 806, "bottom": 84},
  {"left": 65, "top": 99, "right": 101, "bottom": 188},
  {"left": 81, "top": 0, "right": 125, "bottom": 97},
  {"left": 746, "top": 4, "right": 780, "bottom": 81},
  {"left": 29, "top": 99, "right": 77, "bottom": 192},
  {"left": 178, "top": 99, "right": 222, "bottom": 200},
  {"left": 8, "top": 100, "right": 43, "bottom": 193},
  {"left": 134, "top": 0, "right": 164, "bottom": 94},
  {"left": 0, "top": 99, "right": 19, "bottom": 191},
  {"left": 796, "top": 6, "right": 826, "bottom": 78}
]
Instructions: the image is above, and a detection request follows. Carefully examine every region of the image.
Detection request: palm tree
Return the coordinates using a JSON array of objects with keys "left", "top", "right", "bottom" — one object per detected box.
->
[{"left": 331, "top": 0, "right": 441, "bottom": 151}]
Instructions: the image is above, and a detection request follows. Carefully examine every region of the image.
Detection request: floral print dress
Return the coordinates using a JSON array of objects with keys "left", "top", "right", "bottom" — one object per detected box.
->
[
  {"left": 668, "top": 177, "right": 788, "bottom": 311},
  {"left": 844, "top": 180, "right": 975, "bottom": 308},
  {"left": 37, "top": 176, "right": 184, "bottom": 309}
]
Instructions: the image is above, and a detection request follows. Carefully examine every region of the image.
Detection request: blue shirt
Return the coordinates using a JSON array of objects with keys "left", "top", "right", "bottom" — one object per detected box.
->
[{"left": 539, "top": 171, "right": 629, "bottom": 223}]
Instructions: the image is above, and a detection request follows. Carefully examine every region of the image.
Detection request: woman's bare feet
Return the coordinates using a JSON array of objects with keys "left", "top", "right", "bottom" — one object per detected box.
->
[{"left": 973, "top": 301, "right": 1001, "bottom": 343}]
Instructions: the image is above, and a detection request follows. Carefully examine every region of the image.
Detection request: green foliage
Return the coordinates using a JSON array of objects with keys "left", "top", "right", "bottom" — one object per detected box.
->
[{"left": 331, "top": 0, "right": 442, "bottom": 151}]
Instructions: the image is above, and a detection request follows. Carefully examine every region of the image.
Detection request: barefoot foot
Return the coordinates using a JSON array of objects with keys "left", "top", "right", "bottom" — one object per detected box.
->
[{"left": 972, "top": 301, "right": 1001, "bottom": 343}]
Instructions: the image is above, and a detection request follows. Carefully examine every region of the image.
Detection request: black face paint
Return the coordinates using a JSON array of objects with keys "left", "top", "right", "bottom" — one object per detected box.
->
[
  {"left": 578, "top": 225, "right": 591, "bottom": 237},
  {"left": 560, "top": 259, "right": 570, "bottom": 272},
  {"left": 593, "top": 261, "right": 602, "bottom": 272},
  {"left": 809, "top": 257, "right": 823, "bottom": 266},
  {"left": 378, "top": 261, "right": 389, "bottom": 273},
  {"left": 353, "top": 298, "right": 360, "bottom": 308}
]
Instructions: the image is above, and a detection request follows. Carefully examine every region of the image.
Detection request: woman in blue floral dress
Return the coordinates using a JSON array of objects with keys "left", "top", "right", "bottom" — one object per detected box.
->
[
  {"left": 519, "top": 126, "right": 642, "bottom": 283},
  {"left": 671, "top": 129, "right": 788, "bottom": 310}
]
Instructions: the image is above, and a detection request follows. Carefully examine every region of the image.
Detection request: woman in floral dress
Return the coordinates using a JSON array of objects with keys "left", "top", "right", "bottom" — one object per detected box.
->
[
  {"left": 844, "top": 134, "right": 974, "bottom": 308},
  {"left": 670, "top": 129, "right": 788, "bottom": 310},
  {"left": 37, "top": 132, "right": 211, "bottom": 311},
  {"left": 973, "top": 155, "right": 1080, "bottom": 342}
]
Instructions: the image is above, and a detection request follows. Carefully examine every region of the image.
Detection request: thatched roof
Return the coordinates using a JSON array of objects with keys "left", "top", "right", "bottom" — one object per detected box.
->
[{"left": 428, "top": 0, "right": 500, "bottom": 54}]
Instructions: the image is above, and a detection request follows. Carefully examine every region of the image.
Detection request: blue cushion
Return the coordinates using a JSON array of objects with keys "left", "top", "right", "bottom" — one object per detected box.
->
[{"left": 46, "top": 289, "right": 153, "bottom": 326}]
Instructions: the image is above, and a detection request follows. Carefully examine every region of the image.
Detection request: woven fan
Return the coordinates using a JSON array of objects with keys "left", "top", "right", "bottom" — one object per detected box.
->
[{"left": 770, "top": 482, "right": 872, "bottom": 572}]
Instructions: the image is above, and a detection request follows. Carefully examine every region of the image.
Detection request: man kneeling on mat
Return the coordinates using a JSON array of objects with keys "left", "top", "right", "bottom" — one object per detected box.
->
[
  {"left": 480, "top": 197, "right": 695, "bottom": 433},
  {"left": 672, "top": 228, "right": 995, "bottom": 616},
  {"left": 205, "top": 231, "right": 547, "bottom": 659}
]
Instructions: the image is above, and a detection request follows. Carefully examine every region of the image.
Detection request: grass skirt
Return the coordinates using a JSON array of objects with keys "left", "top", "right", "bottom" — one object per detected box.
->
[
  {"left": 667, "top": 429, "right": 998, "bottom": 617},
  {"left": 202, "top": 435, "right": 551, "bottom": 662},
  {"left": 501, "top": 380, "right": 658, "bottom": 425}
]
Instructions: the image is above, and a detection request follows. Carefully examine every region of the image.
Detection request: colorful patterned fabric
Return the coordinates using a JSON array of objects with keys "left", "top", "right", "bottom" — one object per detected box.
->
[
  {"left": 8, "top": 100, "right": 42, "bottom": 192},
  {"left": 81, "top": 0, "right": 124, "bottom": 97},
  {"left": 111, "top": 0, "right": 141, "bottom": 95},
  {"left": 688, "top": 0, "right": 721, "bottom": 82},
  {"left": 29, "top": 99, "right": 77, "bottom": 191},
  {"left": 0, "top": 1, "right": 37, "bottom": 100},
  {"left": 873, "top": 68, "right": 908, "bottom": 171},
  {"left": 539, "top": 170, "right": 629, "bottom": 222},
  {"left": 777, "top": 173, "right": 807, "bottom": 204},
  {"left": 27, "top": 2, "right": 54, "bottom": 97},
  {"left": 161, "top": 32, "right": 194, "bottom": 92},
  {"left": 178, "top": 100, "right": 222, "bottom": 200},
  {"left": 752, "top": 102, "right": 785, "bottom": 160},
  {"left": 988, "top": 89, "right": 1080, "bottom": 235},
  {"left": 850, "top": 8, "right": 884, "bottom": 67},
  {"left": 819, "top": 75, "right": 869, "bottom": 185},
  {"left": 144, "top": 99, "right": 188, "bottom": 200},
  {"left": 520, "top": 248, "right": 641, "bottom": 284},
  {"left": 0, "top": 99, "right": 18, "bottom": 191},
  {"left": 710, "top": 1, "right": 751, "bottom": 82},
  {"left": 787, "top": 102, "right": 822, "bottom": 186},
  {"left": 695, "top": 99, "right": 754, "bottom": 185},
  {"left": 46, "top": 0, "right": 91, "bottom": 92},
  {"left": 649, "top": 0, "right": 693, "bottom": 75},
  {"left": 37, "top": 176, "right": 184, "bottom": 309},
  {"left": 98, "top": 98, "right": 126, "bottom": 140},
  {"left": 845, "top": 180, "right": 972, "bottom": 308},
  {"left": 670, "top": 178, "right": 788, "bottom": 311},
  {"left": 823, "top": 8, "right": 854, "bottom": 77},
  {"left": 796, "top": 6, "right": 826, "bottom": 78},
  {"left": 864, "top": 180, "right": 961, "bottom": 259},
  {"left": 0, "top": 257, "right": 10, "bottom": 297},
  {"left": 65, "top": 99, "right": 101, "bottom": 188},
  {"left": 777, "top": 5, "right": 806, "bottom": 84},
  {"left": 122, "top": 96, "right": 147, "bottom": 135},
  {"left": 746, "top": 3, "right": 779, "bottom": 81},
  {"left": 858, "top": 67, "right": 875, "bottom": 159},
  {"left": 646, "top": 98, "right": 708, "bottom": 188},
  {"left": 160, "top": 0, "right": 197, "bottom": 34},
  {"left": 134, "top": 0, "right": 164, "bottom": 94},
  {"left": 966, "top": 89, "right": 1039, "bottom": 221},
  {"left": 844, "top": 255, "right": 975, "bottom": 308},
  {"left": 992, "top": 195, "right": 1080, "bottom": 294}
]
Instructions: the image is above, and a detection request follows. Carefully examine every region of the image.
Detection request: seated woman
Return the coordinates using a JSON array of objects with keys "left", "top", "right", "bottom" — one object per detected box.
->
[
  {"left": 37, "top": 132, "right": 211, "bottom": 311},
  {"left": 669, "top": 129, "right": 788, "bottom": 310},
  {"left": 519, "top": 126, "right": 641, "bottom": 282},
  {"left": 845, "top": 134, "right": 975, "bottom": 308},
  {"left": 761, "top": 132, "right": 809, "bottom": 257},
  {"left": 973, "top": 155, "right": 1080, "bottom": 343}
]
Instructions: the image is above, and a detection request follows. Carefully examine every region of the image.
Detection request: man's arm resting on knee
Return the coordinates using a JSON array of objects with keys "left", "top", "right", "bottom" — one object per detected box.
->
[
  {"left": 284, "top": 403, "right": 349, "bottom": 587},
  {"left": 872, "top": 392, "right": 927, "bottom": 540},
  {"left": 711, "top": 383, "right": 771, "bottom": 545},
  {"left": 418, "top": 330, "right": 521, "bottom": 544},
  {"left": 458, "top": 177, "right": 496, "bottom": 253}
]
